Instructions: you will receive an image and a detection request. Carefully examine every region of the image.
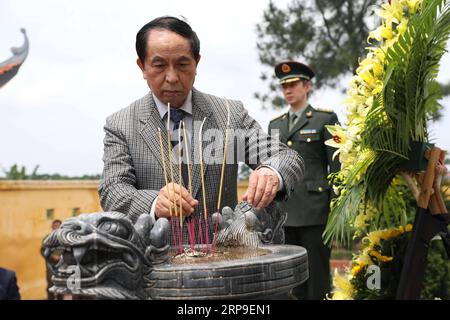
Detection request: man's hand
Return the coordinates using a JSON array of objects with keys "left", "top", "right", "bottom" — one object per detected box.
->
[
  {"left": 242, "top": 167, "right": 280, "bottom": 210},
  {"left": 155, "top": 182, "right": 198, "bottom": 218}
]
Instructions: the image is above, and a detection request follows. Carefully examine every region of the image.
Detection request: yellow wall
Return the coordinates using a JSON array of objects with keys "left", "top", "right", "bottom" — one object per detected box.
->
[
  {"left": 0, "top": 180, "right": 249, "bottom": 300},
  {"left": 237, "top": 181, "right": 248, "bottom": 201},
  {"left": 0, "top": 180, "right": 101, "bottom": 300}
]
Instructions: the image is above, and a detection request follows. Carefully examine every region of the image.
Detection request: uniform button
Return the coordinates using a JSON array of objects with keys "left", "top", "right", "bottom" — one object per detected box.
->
[
  {"left": 287, "top": 141, "right": 293, "bottom": 147},
  {"left": 318, "top": 187, "right": 323, "bottom": 192},
  {"left": 307, "top": 138, "right": 311, "bottom": 143}
]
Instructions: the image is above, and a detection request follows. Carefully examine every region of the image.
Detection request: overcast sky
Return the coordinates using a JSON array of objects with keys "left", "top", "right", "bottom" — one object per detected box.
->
[{"left": 1, "top": 0, "right": 449, "bottom": 176}]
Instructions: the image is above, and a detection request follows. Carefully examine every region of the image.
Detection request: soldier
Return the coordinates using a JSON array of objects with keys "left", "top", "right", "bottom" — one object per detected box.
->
[{"left": 268, "top": 61, "right": 340, "bottom": 300}]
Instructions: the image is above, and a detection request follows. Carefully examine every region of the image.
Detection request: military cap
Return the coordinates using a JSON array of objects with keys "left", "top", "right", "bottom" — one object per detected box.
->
[{"left": 274, "top": 61, "right": 315, "bottom": 84}]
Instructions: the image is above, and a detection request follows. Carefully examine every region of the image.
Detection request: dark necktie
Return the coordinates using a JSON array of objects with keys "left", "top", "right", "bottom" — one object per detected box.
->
[
  {"left": 169, "top": 108, "right": 189, "bottom": 186},
  {"left": 289, "top": 114, "right": 298, "bottom": 131},
  {"left": 170, "top": 108, "right": 186, "bottom": 133}
]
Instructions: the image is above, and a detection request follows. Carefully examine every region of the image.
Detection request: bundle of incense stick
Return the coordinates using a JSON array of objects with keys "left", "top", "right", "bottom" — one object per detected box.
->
[
  {"left": 157, "top": 102, "right": 230, "bottom": 255},
  {"left": 198, "top": 117, "right": 210, "bottom": 252},
  {"left": 182, "top": 121, "right": 196, "bottom": 250},
  {"left": 212, "top": 101, "right": 230, "bottom": 254}
]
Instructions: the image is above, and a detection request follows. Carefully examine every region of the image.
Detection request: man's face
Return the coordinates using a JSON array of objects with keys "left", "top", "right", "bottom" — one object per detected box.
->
[
  {"left": 281, "top": 80, "right": 311, "bottom": 108},
  {"left": 52, "top": 221, "right": 61, "bottom": 230},
  {"left": 137, "top": 29, "right": 199, "bottom": 108}
]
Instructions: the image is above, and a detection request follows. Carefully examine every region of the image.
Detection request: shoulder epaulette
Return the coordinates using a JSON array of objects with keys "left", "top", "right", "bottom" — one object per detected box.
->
[
  {"left": 315, "top": 107, "right": 334, "bottom": 113},
  {"left": 270, "top": 113, "right": 288, "bottom": 122}
]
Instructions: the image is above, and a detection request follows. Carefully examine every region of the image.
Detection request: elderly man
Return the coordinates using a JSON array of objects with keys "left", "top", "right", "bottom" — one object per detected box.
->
[{"left": 99, "top": 16, "right": 304, "bottom": 242}]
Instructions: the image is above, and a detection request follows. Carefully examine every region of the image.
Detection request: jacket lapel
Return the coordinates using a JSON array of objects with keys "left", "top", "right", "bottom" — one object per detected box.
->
[
  {"left": 277, "top": 113, "right": 289, "bottom": 141},
  {"left": 138, "top": 93, "right": 181, "bottom": 184},
  {"left": 287, "top": 105, "right": 313, "bottom": 140}
]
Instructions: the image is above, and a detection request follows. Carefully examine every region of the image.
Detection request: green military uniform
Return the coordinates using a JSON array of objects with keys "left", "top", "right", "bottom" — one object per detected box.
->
[
  {"left": 269, "top": 61, "right": 340, "bottom": 300},
  {"left": 269, "top": 106, "right": 340, "bottom": 226}
]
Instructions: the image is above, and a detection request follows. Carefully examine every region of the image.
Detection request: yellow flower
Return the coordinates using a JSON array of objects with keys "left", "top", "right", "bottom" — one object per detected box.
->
[
  {"left": 354, "top": 212, "right": 369, "bottom": 229},
  {"left": 379, "top": 0, "right": 404, "bottom": 25},
  {"left": 367, "top": 47, "right": 386, "bottom": 64},
  {"left": 332, "top": 185, "right": 340, "bottom": 196},
  {"left": 406, "top": 0, "right": 421, "bottom": 14},
  {"left": 363, "top": 224, "right": 412, "bottom": 249},
  {"left": 364, "top": 95, "right": 375, "bottom": 109},
  {"left": 356, "top": 247, "right": 373, "bottom": 266},
  {"left": 330, "top": 270, "right": 354, "bottom": 300},
  {"left": 372, "top": 59, "right": 384, "bottom": 77},
  {"left": 357, "top": 65, "right": 377, "bottom": 89},
  {"left": 369, "top": 250, "right": 394, "bottom": 262},
  {"left": 351, "top": 262, "right": 366, "bottom": 276},
  {"left": 368, "top": 26, "right": 383, "bottom": 42},
  {"left": 365, "top": 230, "right": 382, "bottom": 246},
  {"left": 397, "top": 17, "right": 409, "bottom": 35},
  {"left": 380, "top": 24, "right": 394, "bottom": 40},
  {"left": 325, "top": 124, "right": 352, "bottom": 162}
]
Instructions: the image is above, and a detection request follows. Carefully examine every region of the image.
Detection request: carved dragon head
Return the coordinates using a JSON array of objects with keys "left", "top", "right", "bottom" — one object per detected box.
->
[{"left": 42, "top": 212, "right": 170, "bottom": 299}]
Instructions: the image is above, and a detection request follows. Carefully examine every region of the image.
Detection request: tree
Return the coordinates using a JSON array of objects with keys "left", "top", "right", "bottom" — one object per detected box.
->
[
  {"left": 1, "top": 164, "right": 101, "bottom": 180},
  {"left": 256, "top": 0, "right": 378, "bottom": 109},
  {"left": 441, "top": 79, "right": 450, "bottom": 96},
  {"left": 238, "top": 162, "right": 252, "bottom": 181}
]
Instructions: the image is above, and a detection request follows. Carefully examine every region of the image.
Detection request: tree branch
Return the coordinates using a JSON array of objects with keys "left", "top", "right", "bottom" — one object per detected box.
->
[{"left": 315, "top": 0, "right": 342, "bottom": 48}]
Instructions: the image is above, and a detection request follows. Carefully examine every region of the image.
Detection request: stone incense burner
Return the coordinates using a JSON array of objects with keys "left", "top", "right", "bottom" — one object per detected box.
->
[{"left": 42, "top": 202, "right": 308, "bottom": 299}]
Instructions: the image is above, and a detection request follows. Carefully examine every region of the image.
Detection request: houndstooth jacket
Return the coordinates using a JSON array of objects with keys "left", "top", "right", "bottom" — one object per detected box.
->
[{"left": 98, "top": 88, "right": 304, "bottom": 240}]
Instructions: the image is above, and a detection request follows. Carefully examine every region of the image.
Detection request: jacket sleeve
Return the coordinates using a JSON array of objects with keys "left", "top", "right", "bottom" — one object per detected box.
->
[
  {"left": 236, "top": 102, "right": 304, "bottom": 200},
  {"left": 98, "top": 116, "right": 158, "bottom": 222},
  {"left": 4, "top": 270, "right": 20, "bottom": 300}
]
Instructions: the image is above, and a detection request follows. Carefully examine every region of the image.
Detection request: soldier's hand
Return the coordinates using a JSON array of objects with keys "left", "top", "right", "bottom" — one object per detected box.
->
[
  {"left": 155, "top": 182, "right": 198, "bottom": 218},
  {"left": 242, "top": 167, "right": 279, "bottom": 210}
]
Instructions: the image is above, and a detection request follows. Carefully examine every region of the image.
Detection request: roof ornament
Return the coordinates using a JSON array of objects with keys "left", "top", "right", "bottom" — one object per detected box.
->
[{"left": 0, "top": 28, "right": 29, "bottom": 89}]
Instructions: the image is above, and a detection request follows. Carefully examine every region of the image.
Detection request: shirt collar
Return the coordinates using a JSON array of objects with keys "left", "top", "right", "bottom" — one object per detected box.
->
[
  {"left": 289, "top": 100, "right": 309, "bottom": 118},
  {"left": 152, "top": 90, "right": 193, "bottom": 119}
]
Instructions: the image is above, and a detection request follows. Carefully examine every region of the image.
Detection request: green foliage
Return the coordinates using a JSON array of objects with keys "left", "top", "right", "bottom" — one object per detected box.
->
[
  {"left": 441, "top": 79, "right": 450, "bottom": 96},
  {"left": 363, "top": 0, "right": 450, "bottom": 201},
  {"left": 324, "top": 0, "right": 450, "bottom": 246},
  {"left": 1, "top": 164, "right": 101, "bottom": 180},
  {"left": 325, "top": 177, "right": 413, "bottom": 246},
  {"left": 238, "top": 162, "right": 252, "bottom": 181},
  {"left": 421, "top": 239, "right": 450, "bottom": 299},
  {"left": 3, "top": 164, "right": 38, "bottom": 180}
]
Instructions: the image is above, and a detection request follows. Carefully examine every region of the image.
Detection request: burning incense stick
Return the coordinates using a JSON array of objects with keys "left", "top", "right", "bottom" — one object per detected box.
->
[
  {"left": 181, "top": 121, "right": 195, "bottom": 249},
  {"left": 177, "top": 122, "right": 184, "bottom": 252},
  {"left": 198, "top": 117, "right": 210, "bottom": 252},
  {"left": 166, "top": 104, "right": 179, "bottom": 218},
  {"left": 212, "top": 100, "right": 230, "bottom": 254},
  {"left": 167, "top": 103, "right": 183, "bottom": 253},
  {"left": 158, "top": 127, "right": 176, "bottom": 249}
]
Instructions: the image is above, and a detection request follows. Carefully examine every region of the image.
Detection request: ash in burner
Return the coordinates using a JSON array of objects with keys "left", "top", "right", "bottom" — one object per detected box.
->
[
  {"left": 170, "top": 246, "right": 271, "bottom": 265},
  {"left": 177, "top": 248, "right": 207, "bottom": 258}
]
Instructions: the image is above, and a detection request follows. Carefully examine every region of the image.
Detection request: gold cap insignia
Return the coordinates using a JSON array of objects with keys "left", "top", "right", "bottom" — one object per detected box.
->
[{"left": 281, "top": 64, "right": 291, "bottom": 73}]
